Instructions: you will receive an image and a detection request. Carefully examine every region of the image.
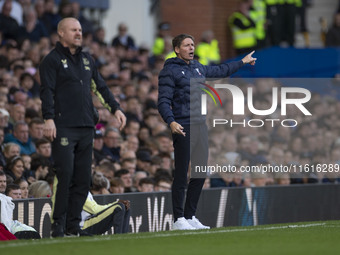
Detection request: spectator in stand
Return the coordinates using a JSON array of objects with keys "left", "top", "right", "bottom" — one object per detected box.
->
[
  {"left": 4, "top": 121, "right": 36, "bottom": 155},
  {"left": 120, "top": 157, "right": 137, "bottom": 175},
  {"left": 93, "top": 27, "right": 107, "bottom": 47},
  {"left": 0, "top": 109, "right": 10, "bottom": 135},
  {"left": 102, "top": 127, "right": 122, "bottom": 162},
  {"left": 5, "top": 155, "right": 25, "bottom": 181},
  {"left": 326, "top": 12, "right": 340, "bottom": 47},
  {"left": 25, "top": 154, "right": 50, "bottom": 183},
  {"left": 95, "top": 161, "right": 115, "bottom": 182},
  {"left": 124, "top": 96, "right": 143, "bottom": 122},
  {"left": 58, "top": 0, "right": 72, "bottom": 19},
  {"left": 122, "top": 118, "right": 140, "bottom": 139},
  {"left": 5, "top": 182, "right": 21, "bottom": 199},
  {"left": 210, "top": 154, "right": 237, "bottom": 188},
  {"left": 0, "top": 0, "right": 20, "bottom": 41},
  {"left": 93, "top": 129, "right": 108, "bottom": 165},
  {"left": 34, "top": 137, "right": 52, "bottom": 162},
  {"left": 109, "top": 177, "right": 125, "bottom": 194},
  {"left": 21, "top": 153, "right": 31, "bottom": 171},
  {"left": 18, "top": 7, "right": 49, "bottom": 43},
  {"left": 39, "top": 0, "right": 61, "bottom": 35},
  {"left": 126, "top": 135, "right": 139, "bottom": 153},
  {"left": 115, "top": 169, "right": 132, "bottom": 193},
  {"left": 0, "top": 169, "right": 7, "bottom": 193},
  {"left": 0, "top": 128, "right": 6, "bottom": 167},
  {"left": 34, "top": 0, "right": 45, "bottom": 22},
  {"left": 3, "top": 143, "right": 20, "bottom": 162},
  {"left": 136, "top": 149, "right": 152, "bottom": 173},
  {"left": 131, "top": 171, "right": 147, "bottom": 192},
  {"left": 14, "top": 178, "right": 28, "bottom": 198},
  {"left": 0, "top": 0, "right": 23, "bottom": 25},
  {"left": 158, "top": 152, "right": 173, "bottom": 172},
  {"left": 154, "top": 176, "right": 172, "bottom": 192},
  {"left": 274, "top": 172, "right": 291, "bottom": 185},
  {"left": 238, "top": 135, "right": 267, "bottom": 166},
  {"left": 8, "top": 104, "right": 25, "bottom": 130},
  {"left": 70, "top": 1, "right": 94, "bottom": 35},
  {"left": 138, "top": 177, "right": 154, "bottom": 192},
  {"left": 28, "top": 117, "right": 44, "bottom": 143},
  {"left": 12, "top": 90, "right": 28, "bottom": 107},
  {"left": 111, "top": 22, "right": 136, "bottom": 49},
  {"left": 19, "top": 72, "right": 36, "bottom": 98},
  {"left": 251, "top": 171, "right": 268, "bottom": 187},
  {"left": 155, "top": 132, "right": 173, "bottom": 154},
  {"left": 28, "top": 180, "right": 52, "bottom": 198}
]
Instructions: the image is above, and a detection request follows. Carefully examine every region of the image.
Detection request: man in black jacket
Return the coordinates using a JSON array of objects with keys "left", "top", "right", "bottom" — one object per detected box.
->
[
  {"left": 158, "top": 34, "right": 256, "bottom": 230},
  {"left": 39, "top": 17, "right": 126, "bottom": 237}
]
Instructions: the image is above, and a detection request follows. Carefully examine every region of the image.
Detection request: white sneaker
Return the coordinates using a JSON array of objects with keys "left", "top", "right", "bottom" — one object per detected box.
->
[
  {"left": 187, "top": 216, "right": 210, "bottom": 229},
  {"left": 172, "top": 217, "right": 196, "bottom": 230}
]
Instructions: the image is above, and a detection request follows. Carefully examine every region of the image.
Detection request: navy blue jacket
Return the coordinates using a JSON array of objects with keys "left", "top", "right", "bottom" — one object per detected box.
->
[{"left": 158, "top": 57, "right": 244, "bottom": 126}]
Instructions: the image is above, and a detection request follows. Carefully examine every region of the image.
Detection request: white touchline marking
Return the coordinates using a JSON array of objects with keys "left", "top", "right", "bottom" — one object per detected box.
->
[{"left": 0, "top": 223, "right": 331, "bottom": 249}]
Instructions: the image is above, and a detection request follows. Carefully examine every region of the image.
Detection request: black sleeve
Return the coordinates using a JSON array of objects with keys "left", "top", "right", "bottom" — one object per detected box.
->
[{"left": 39, "top": 53, "right": 57, "bottom": 120}]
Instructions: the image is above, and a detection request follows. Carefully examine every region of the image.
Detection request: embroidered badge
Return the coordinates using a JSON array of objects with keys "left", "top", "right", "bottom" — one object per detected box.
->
[
  {"left": 83, "top": 58, "right": 90, "bottom": 65},
  {"left": 60, "top": 137, "right": 69, "bottom": 146},
  {"left": 195, "top": 68, "right": 202, "bottom": 76},
  {"left": 61, "top": 59, "right": 68, "bottom": 68},
  {"left": 83, "top": 58, "right": 91, "bottom": 71}
]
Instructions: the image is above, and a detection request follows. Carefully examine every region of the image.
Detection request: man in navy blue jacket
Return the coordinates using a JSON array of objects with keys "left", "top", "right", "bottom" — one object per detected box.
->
[{"left": 158, "top": 33, "right": 256, "bottom": 230}]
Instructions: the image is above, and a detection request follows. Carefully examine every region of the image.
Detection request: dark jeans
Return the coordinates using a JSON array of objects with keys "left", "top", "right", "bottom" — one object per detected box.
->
[
  {"left": 51, "top": 127, "right": 94, "bottom": 231},
  {"left": 172, "top": 123, "right": 208, "bottom": 221}
]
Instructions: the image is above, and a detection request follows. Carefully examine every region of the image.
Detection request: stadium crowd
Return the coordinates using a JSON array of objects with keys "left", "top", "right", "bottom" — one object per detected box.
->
[{"left": 0, "top": 0, "right": 339, "bottom": 202}]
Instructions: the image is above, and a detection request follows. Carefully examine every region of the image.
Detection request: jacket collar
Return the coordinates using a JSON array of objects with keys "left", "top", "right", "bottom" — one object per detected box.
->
[{"left": 56, "top": 41, "right": 82, "bottom": 56}]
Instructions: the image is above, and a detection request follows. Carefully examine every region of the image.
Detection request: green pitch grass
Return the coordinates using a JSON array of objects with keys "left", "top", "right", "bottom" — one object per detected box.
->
[{"left": 1, "top": 220, "right": 339, "bottom": 255}]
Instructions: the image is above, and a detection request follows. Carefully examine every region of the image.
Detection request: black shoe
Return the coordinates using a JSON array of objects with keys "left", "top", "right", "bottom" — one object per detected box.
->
[
  {"left": 65, "top": 228, "right": 92, "bottom": 237},
  {"left": 51, "top": 223, "right": 64, "bottom": 238}
]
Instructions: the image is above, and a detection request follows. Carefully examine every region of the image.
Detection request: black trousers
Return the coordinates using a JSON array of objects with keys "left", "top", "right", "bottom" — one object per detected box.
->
[
  {"left": 266, "top": 4, "right": 281, "bottom": 46},
  {"left": 281, "top": 3, "right": 296, "bottom": 46},
  {"left": 51, "top": 127, "right": 94, "bottom": 231},
  {"left": 172, "top": 123, "right": 208, "bottom": 221}
]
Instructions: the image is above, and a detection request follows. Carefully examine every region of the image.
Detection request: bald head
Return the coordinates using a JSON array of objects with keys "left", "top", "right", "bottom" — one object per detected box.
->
[
  {"left": 57, "top": 18, "right": 82, "bottom": 53},
  {"left": 57, "top": 17, "right": 80, "bottom": 34}
]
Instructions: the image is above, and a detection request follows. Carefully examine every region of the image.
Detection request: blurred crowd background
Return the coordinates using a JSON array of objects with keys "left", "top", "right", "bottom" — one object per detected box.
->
[{"left": 0, "top": 0, "right": 340, "bottom": 201}]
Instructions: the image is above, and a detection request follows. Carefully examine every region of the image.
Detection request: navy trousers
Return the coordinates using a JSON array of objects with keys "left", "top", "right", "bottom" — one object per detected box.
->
[{"left": 172, "top": 123, "right": 208, "bottom": 221}]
